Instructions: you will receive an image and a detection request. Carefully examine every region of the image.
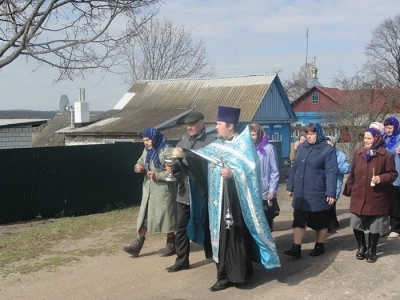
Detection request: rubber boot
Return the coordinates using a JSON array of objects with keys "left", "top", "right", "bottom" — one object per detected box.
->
[
  {"left": 283, "top": 243, "right": 301, "bottom": 258},
  {"left": 159, "top": 236, "right": 176, "bottom": 257},
  {"left": 122, "top": 235, "right": 145, "bottom": 257},
  {"left": 366, "top": 232, "right": 380, "bottom": 263},
  {"left": 353, "top": 229, "right": 367, "bottom": 260}
]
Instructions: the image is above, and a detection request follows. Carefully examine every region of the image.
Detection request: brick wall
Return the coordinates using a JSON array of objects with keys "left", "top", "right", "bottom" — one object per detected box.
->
[{"left": 0, "top": 126, "right": 33, "bottom": 149}]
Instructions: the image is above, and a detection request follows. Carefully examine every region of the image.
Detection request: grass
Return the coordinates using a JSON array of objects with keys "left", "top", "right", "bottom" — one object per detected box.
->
[{"left": 0, "top": 206, "right": 141, "bottom": 277}]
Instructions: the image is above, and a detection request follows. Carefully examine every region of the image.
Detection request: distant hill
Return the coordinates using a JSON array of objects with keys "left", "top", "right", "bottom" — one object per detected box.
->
[{"left": 0, "top": 110, "right": 104, "bottom": 119}]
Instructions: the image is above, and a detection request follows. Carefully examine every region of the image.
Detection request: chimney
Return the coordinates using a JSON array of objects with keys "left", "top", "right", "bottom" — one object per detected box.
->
[{"left": 74, "top": 88, "right": 90, "bottom": 128}]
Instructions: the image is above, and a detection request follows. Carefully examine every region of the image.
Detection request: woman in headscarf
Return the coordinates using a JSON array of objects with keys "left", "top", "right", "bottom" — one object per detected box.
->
[
  {"left": 123, "top": 128, "right": 177, "bottom": 258},
  {"left": 383, "top": 117, "right": 400, "bottom": 238},
  {"left": 285, "top": 123, "right": 338, "bottom": 258},
  {"left": 249, "top": 124, "right": 280, "bottom": 231},
  {"left": 343, "top": 127, "right": 397, "bottom": 262},
  {"left": 290, "top": 131, "right": 307, "bottom": 163},
  {"left": 325, "top": 136, "right": 350, "bottom": 232}
]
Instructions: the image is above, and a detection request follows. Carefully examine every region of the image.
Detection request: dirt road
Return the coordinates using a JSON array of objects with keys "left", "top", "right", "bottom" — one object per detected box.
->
[{"left": 1, "top": 184, "right": 400, "bottom": 300}]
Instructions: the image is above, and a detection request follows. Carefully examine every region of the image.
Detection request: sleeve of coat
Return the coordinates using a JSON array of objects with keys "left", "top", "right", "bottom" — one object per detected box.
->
[
  {"left": 378, "top": 151, "right": 398, "bottom": 185},
  {"left": 287, "top": 155, "right": 297, "bottom": 192},
  {"left": 343, "top": 152, "right": 356, "bottom": 197},
  {"left": 137, "top": 149, "right": 146, "bottom": 166},
  {"left": 289, "top": 147, "right": 297, "bottom": 163},
  {"left": 337, "top": 150, "right": 350, "bottom": 175},
  {"left": 325, "top": 146, "right": 338, "bottom": 198}
]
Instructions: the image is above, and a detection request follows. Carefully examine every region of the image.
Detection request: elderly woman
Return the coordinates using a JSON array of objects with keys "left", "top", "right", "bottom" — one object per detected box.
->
[
  {"left": 325, "top": 136, "right": 351, "bottom": 231},
  {"left": 123, "top": 128, "right": 177, "bottom": 257},
  {"left": 343, "top": 128, "right": 397, "bottom": 263},
  {"left": 383, "top": 117, "right": 400, "bottom": 238},
  {"left": 290, "top": 131, "right": 307, "bottom": 163},
  {"left": 249, "top": 123, "right": 280, "bottom": 230},
  {"left": 285, "top": 123, "right": 338, "bottom": 258}
]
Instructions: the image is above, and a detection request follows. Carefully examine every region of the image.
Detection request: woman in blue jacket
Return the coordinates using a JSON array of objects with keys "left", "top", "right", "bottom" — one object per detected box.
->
[
  {"left": 326, "top": 136, "right": 351, "bottom": 231},
  {"left": 383, "top": 117, "right": 400, "bottom": 238},
  {"left": 285, "top": 123, "right": 338, "bottom": 258}
]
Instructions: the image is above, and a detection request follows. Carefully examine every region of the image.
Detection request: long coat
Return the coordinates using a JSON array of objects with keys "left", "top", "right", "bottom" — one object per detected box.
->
[
  {"left": 136, "top": 146, "right": 177, "bottom": 233},
  {"left": 287, "top": 139, "right": 338, "bottom": 212},
  {"left": 343, "top": 146, "right": 397, "bottom": 216}
]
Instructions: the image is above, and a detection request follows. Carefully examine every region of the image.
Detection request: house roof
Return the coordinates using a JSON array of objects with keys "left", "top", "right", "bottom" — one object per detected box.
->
[
  {"left": 0, "top": 119, "right": 48, "bottom": 128},
  {"left": 60, "top": 74, "right": 284, "bottom": 137},
  {"left": 33, "top": 114, "right": 71, "bottom": 147},
  {"left": 121, "top": 74, "right": 277, "bottom": 123},
  {"left": 58, "top": 108, "right": 192, "bottom": 135}
]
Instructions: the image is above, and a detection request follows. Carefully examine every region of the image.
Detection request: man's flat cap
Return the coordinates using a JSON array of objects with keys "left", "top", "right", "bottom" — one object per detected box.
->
[{"left": 183, "top": 112, "right": 204, "bottom": 124}]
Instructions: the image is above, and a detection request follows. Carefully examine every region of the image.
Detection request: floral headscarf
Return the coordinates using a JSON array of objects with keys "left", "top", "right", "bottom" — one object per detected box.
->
[
  {"left": 364, "top": 127, "right": 385, "bottom": 161},
  {"left": 250, "top": 123, "right": 269, "bottom": 156},
  {"left": 141, "top": 128, "right": 168, "bottom": 170},
  {"left": 384, "top": 117, "right": 400, "bottom": 151}
]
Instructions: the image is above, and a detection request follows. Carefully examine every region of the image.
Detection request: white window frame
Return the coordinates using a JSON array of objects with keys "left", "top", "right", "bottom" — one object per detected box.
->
[{"left": 311, "top": 92, "right": 319, "bottom": 104}]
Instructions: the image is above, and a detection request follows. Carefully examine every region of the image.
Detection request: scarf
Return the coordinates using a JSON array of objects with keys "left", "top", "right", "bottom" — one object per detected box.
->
[
  {"left": 384, "top": 117, "right": 400, "bottom": 151},
  {"left": 250, "top": 123, "right": 269, "bottom": 156},
  {"left": 141, "top": 127, "right": 168, "bottom": 170},
  {"left": 364, "top": 127, "right": 385, "bottom": 162}
]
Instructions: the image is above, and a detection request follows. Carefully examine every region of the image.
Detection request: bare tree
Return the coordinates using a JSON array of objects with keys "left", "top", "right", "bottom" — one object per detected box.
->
[
  {"left": 322, "top": 71, "right": 400, "bottom": 160},
  {"left": 119, "top": 17, "right": 215, "bottom": 83},
  {"left": 282, "top": 62, "right": 313, "bottom": 102},
  {"left": 364, "top": 14, "right": 400, "bottom": 88},
  {"left": 0, "top": 0, "right": 159, "bottom": 81}
]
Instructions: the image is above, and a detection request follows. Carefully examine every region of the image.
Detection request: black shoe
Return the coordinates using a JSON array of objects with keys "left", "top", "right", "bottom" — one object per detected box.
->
[
  {"left": 209, "top": 280, "right": 230, "bottom": 292},
  {"left": 309, "top": 243, "right": 325, "bottom": 257},
  {"left": 284, "top": 243, "right": 301, "bottom": 258},
  {"left": 166, "top": 263, "right": 190, "bottom": 273}
]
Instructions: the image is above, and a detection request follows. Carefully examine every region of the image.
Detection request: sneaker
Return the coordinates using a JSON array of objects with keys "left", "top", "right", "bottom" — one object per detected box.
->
[{"left": 388, "top": 232, "right": 400, "bottom": 238}]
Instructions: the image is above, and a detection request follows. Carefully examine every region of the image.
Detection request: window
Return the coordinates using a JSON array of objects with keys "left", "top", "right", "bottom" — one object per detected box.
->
[{"left": 311, "top": 92, "right": 319, "bottom": 104}]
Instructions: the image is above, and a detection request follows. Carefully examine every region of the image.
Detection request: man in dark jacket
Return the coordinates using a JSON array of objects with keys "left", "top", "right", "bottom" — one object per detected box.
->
[{"left": 165, "top": 112, "right": 215, "bottom": 272}]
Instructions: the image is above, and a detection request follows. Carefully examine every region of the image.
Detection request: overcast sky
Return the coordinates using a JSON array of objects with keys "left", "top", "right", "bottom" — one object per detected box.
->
[{"left": 1, "top": 0, "right": 398, "bottom": 111}]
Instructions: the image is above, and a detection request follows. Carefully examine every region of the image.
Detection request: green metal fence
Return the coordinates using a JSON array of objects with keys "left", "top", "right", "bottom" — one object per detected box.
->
[{"left": 0, "top": 143, "right": 145, "bottom": 224}]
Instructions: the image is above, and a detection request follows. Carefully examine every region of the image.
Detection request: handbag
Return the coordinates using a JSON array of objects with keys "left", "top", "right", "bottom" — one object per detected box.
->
[{"left": 263, "top": 198, "right": 280, "bottom": 217}]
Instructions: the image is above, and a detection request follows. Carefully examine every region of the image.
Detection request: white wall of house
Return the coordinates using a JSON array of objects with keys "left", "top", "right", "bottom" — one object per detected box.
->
[
  {"left": 65, "top": 134, "right": 139, "bottom": 146},
  {"left": 0, "top": 126, "right": 33, "bottom": 149}
]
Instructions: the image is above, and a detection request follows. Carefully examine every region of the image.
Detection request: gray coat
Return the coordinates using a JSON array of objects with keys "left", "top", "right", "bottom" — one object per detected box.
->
[{"left": 175, "top": 128, "right": 216, "bottom": 205}]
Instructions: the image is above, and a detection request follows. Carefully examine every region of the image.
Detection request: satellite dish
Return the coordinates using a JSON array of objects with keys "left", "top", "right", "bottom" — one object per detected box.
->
[{"left": 59, "top": 95, "right": 70, "bottom": 113}]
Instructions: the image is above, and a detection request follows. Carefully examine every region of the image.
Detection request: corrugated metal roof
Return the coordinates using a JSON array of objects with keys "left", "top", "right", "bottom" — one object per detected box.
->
[
  {"left": 122, "top": 74, "right": 276, "bottom": 122},
  {"left": 0, "top": 119, "right": 48, "bottom": 128},
  {"left": 58, "top": 108, "right": 191, "bottom": 134},
  {"left": 33, "top": 114, "right": 70, "bottom": 147}
]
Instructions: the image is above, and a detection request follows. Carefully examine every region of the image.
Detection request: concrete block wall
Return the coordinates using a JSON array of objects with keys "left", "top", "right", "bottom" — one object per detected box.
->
[{"left": 0, "top": 126, "right": 33, "bottom": 149}]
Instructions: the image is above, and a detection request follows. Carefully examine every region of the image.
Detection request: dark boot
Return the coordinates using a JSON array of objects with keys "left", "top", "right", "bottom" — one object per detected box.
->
[
  {"left": 283, "top": 243, "right": 301, "bottom": 258},
  {"left": 122, "top": 235, "right": 145, "bottom": 257},
  {"left": 353, "top": 229, "right": 367, "bottom": 260},
  {"left": 309, "top": 242, "right": 325, "bottom": 257},
  {"left": 159, "top": 236, "right": 176, "bottom": 257},
  {"left": 366, "top": 232, "right": 380, "bottom": 263}
]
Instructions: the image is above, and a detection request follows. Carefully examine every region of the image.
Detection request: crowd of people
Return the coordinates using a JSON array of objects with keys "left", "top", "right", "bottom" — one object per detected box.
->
[{"left": 122, "top": 110, "right": 399, "bottom": 291}]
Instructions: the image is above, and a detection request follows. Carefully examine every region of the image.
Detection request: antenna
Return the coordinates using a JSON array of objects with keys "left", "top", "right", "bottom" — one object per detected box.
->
[
  {"left": 59, "top": 95, "right": 70, "bottom": 113},
  {"left": 58, "top": 94, "right": 74, "bottom": 126}
]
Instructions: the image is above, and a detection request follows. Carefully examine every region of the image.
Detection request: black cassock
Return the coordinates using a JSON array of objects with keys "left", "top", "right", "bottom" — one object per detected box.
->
[{"left": 183, "top": 149, "right": 254, "bottom": 283}]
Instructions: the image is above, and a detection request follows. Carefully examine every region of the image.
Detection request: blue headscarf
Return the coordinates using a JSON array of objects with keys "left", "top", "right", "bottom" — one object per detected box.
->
[
  {"left": 384, "top": 117, "right": 400, "bottom": 151},
  {"left": 364, "top": 127, "right": 385, "bottom": 161},
  {"left": 307, "top": 123, "right": 325, "bottom": 144},
  {"left": 141, "top": 128, "right": 168, "bottom": 170}
]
